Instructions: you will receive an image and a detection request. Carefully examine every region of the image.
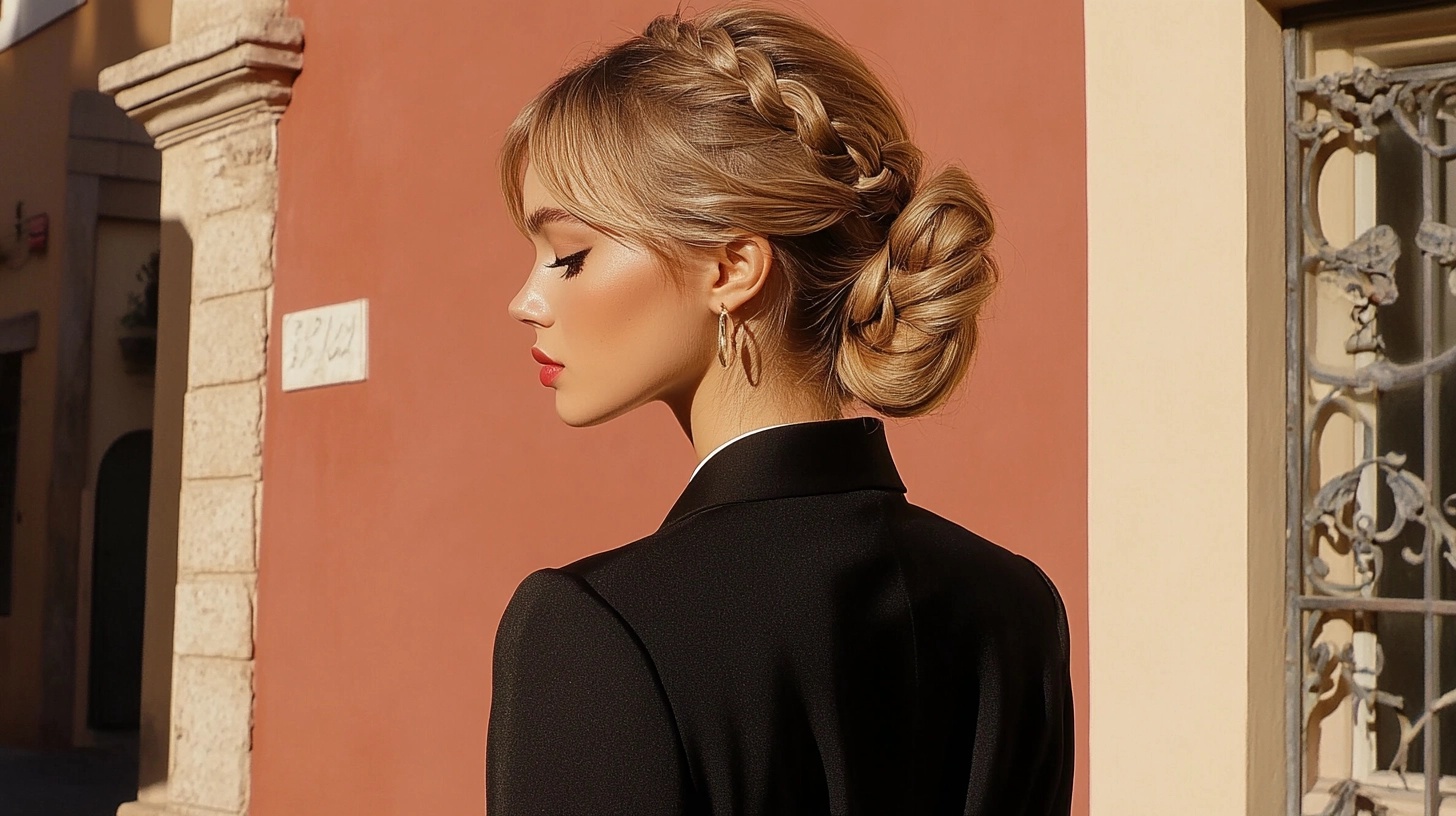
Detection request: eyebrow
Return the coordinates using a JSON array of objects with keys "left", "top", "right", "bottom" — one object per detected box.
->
[{"left": 524, "top": 206, "right": 587, "bottom": 235}]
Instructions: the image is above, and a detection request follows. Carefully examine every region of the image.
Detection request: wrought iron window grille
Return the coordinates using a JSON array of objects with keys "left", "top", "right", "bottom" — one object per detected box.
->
[{"left": 1286, "top": 17, "right": 1456, "bottom": 816}]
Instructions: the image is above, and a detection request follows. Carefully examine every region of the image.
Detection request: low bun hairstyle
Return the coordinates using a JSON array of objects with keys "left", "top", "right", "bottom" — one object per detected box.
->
[
  {"left": 501, "top": 6, "right": 999, "bottom": 417},
  {"left": 837, "top": 167, "right": 998, "bottom": 417}
]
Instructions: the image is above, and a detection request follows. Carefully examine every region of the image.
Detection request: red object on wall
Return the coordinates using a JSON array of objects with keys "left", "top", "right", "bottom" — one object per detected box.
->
[
  {"left": 255, "top": 2, "right": 1088, "bottom": 815},
  {"left": 25, "top": 214, "right": 48, "bottom": 254}
]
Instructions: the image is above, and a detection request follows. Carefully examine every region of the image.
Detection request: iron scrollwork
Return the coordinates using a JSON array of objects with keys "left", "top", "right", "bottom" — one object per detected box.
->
[
  {"left": 1292, "top": 59, "right": 1456, "bottom": 815},
  {"left": 1297, "top": 68, "right": 1456, "bottom": 391}
]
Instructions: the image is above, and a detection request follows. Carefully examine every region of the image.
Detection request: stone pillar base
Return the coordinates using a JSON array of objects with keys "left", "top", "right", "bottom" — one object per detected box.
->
[{"left": 120, "top": 803, "right": 248, "bottom": 816}]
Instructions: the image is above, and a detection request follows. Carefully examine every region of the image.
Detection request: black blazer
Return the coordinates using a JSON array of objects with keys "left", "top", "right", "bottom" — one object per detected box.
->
[{"left": 487, "top": 417, "right": 1073, "bottom": 815}]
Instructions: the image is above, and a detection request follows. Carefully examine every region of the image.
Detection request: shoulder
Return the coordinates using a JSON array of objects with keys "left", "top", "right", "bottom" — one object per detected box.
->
[
  {"left": 894, "top": 504, "right": 1070, "bottom": 657},
  {"left": 550, "top": 526, "right": 694, "bottom": 600},
  {"left": 496, "top": 568, "right": 595, "bottom": 630},
  {"left": 492, "top": 568, "right": 636, "bottom": 673},
  {"left": 1015, "top": 552, "right": 1072, "bottom": 662},
  {"left": 491, "top": 568, "right": 671, "bottom": 720},
  {"left": 488, "top": 570, "right": 689, "bottom": 813}
]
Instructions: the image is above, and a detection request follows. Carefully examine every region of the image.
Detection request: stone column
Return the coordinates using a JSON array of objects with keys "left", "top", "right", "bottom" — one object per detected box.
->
[{"left": 99, "top": 9, "right": 301, "bottom": 815}]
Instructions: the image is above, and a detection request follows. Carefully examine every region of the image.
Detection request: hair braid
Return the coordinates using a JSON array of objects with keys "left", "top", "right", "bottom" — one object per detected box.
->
[{"left": 647, "top": 15, "right": 906, "bottom": 216}]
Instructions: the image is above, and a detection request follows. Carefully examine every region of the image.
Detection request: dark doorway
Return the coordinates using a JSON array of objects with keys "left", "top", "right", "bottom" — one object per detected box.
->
[{"left": 86, "top": 430, "right": 151, "bottom": 731}]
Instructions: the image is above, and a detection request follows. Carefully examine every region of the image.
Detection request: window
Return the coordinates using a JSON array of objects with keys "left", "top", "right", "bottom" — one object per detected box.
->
[{"left": 1287, "top": 8, "right": 1456, "bottom": 814}]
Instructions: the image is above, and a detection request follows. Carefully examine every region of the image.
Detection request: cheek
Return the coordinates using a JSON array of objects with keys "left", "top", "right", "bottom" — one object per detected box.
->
[{"left": 573, "top": 257, "right": 698, "bottom": 366}]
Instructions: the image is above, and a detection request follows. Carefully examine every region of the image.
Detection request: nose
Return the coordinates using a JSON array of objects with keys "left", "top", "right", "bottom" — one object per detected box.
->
[{"left": 508, "top": 273, "right": 552, "bottom": 328}]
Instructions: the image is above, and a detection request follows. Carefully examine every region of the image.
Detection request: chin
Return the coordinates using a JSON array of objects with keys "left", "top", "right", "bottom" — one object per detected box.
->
[{"left": 554, "top": 391, "right": 639, "bottom": 428}]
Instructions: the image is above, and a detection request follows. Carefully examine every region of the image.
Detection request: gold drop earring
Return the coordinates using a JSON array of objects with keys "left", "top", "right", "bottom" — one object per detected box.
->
[{"left": 717, "top": 304, "right": 730, "bottom": 368}]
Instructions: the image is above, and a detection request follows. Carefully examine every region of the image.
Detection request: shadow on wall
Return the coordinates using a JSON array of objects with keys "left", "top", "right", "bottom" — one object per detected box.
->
[{"left": 128, "top": 215, "right": 191, "bottom": 801}]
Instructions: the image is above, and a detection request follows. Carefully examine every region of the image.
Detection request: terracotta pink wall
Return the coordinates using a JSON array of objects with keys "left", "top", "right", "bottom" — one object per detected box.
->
[{"left": 256, "top": 1, "right": 1087, "bottom": 813}]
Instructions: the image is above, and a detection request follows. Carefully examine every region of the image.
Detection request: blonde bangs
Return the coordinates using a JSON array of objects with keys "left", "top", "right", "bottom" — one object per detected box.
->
[{"left": 500, "top": 64, "right": 699, "bottom": 263}]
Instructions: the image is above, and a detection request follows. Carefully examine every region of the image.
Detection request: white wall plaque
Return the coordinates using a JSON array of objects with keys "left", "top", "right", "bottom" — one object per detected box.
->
[{"left": 281, "top": 299, "right": 369, "bottom": 392}]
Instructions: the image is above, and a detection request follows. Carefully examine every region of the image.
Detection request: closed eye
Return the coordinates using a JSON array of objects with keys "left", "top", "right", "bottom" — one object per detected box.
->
[{"left": 546, "top": 249, "right": 590, "bottom": 280}]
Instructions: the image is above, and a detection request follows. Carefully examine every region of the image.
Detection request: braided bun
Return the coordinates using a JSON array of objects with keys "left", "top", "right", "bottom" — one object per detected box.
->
[
  {"left": 837, "top": 167, "right": 998, "bottom": 417},
  {"left": 501, "top": 7, "right": 1000, "bottom": 417}
]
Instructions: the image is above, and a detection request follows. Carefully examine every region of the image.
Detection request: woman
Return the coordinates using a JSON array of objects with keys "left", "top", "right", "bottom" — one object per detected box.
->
[{"left": 488, "top": 6, "right": 1073, "bottom": 815}]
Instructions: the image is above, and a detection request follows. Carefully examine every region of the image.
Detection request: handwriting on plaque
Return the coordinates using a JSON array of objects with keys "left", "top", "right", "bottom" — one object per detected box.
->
[{"left": 281, "top": 299, "right": 369, "bottom": 392}]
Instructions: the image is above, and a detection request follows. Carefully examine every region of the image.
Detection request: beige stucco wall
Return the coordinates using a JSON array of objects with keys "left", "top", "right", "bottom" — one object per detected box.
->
[
  {"left": 86, "top": 219, "right": 159, "bottom": 482},
  {"left": 0, "top": 0, "right": 170, "bottom": 747},
  {"left": 71, "top": 217, "right": 159, "bottom": 744},
  {"left": 1085, "top": 0, "right": 1286, "bottom": 812}
]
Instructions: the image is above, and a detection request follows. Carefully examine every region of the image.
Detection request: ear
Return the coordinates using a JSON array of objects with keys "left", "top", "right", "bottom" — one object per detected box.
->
[{"left": 707, "top": 235, "right": 774, "bottom": 315}]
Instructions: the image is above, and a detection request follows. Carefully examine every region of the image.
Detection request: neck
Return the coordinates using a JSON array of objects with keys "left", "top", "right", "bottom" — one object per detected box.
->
[{"left": 668, "top": 363, "right": 841, "bottom": 462}]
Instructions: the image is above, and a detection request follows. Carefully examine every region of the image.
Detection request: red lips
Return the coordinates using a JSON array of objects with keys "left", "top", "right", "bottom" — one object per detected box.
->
[{"left": 532, "top": 347, "right": 563, "bottom": 387}]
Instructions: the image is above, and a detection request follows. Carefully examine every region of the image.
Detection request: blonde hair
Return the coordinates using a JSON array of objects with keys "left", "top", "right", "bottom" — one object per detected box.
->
[{"left": 501, "top": 6, "right": 999, "bottom": 417}]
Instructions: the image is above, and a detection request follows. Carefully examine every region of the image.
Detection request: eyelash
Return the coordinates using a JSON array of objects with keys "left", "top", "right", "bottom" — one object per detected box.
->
[{"left": 545, "top": 249, "right": 590, "bottom": 279}]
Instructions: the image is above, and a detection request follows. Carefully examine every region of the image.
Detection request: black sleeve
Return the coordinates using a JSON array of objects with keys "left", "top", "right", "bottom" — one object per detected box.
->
[
  {"left": 1026, "top": 559, "right": 1075, "bottom": 815},
  {"left": 487, "top": 569, "right": 689, "bottom": 816}
]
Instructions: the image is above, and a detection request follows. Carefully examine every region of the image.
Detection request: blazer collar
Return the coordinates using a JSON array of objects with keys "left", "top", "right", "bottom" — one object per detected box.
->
[{"left": 660, "top": 416, "right": 906, "bottom": 529}]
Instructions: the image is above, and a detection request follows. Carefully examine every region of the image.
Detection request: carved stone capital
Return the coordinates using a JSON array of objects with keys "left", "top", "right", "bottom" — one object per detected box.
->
[{"left": 99, "top": 17, "right": 303, "bottom": 149}]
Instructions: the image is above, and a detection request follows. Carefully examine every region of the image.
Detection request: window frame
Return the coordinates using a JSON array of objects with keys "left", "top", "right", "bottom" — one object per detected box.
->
[{"left": 1285, "top": 8, "right": 1456, "bottom": 814}]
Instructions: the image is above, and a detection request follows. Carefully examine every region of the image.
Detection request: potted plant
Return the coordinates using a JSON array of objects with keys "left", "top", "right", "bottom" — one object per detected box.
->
[{"left": 118, "top": 251, "right": 158, "bottom": 375}]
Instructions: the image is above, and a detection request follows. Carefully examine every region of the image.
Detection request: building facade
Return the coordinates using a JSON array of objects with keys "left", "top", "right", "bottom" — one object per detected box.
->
[
  {"left": 0, "top": 0, "right": 170, "bottom": 757},
  {"left": 1, "top": 0, "right": 1451, "bottom": 815}
]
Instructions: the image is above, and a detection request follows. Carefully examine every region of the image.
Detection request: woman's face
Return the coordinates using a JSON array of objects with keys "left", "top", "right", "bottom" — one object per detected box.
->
[{"left": 507, "top": 163, "right": 716, "bottom": 426}]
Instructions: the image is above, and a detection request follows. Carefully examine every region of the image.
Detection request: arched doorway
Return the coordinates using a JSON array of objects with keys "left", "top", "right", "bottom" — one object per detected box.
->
[{"left": 87, "top": 429, "right": 151, "bottom": 730}]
